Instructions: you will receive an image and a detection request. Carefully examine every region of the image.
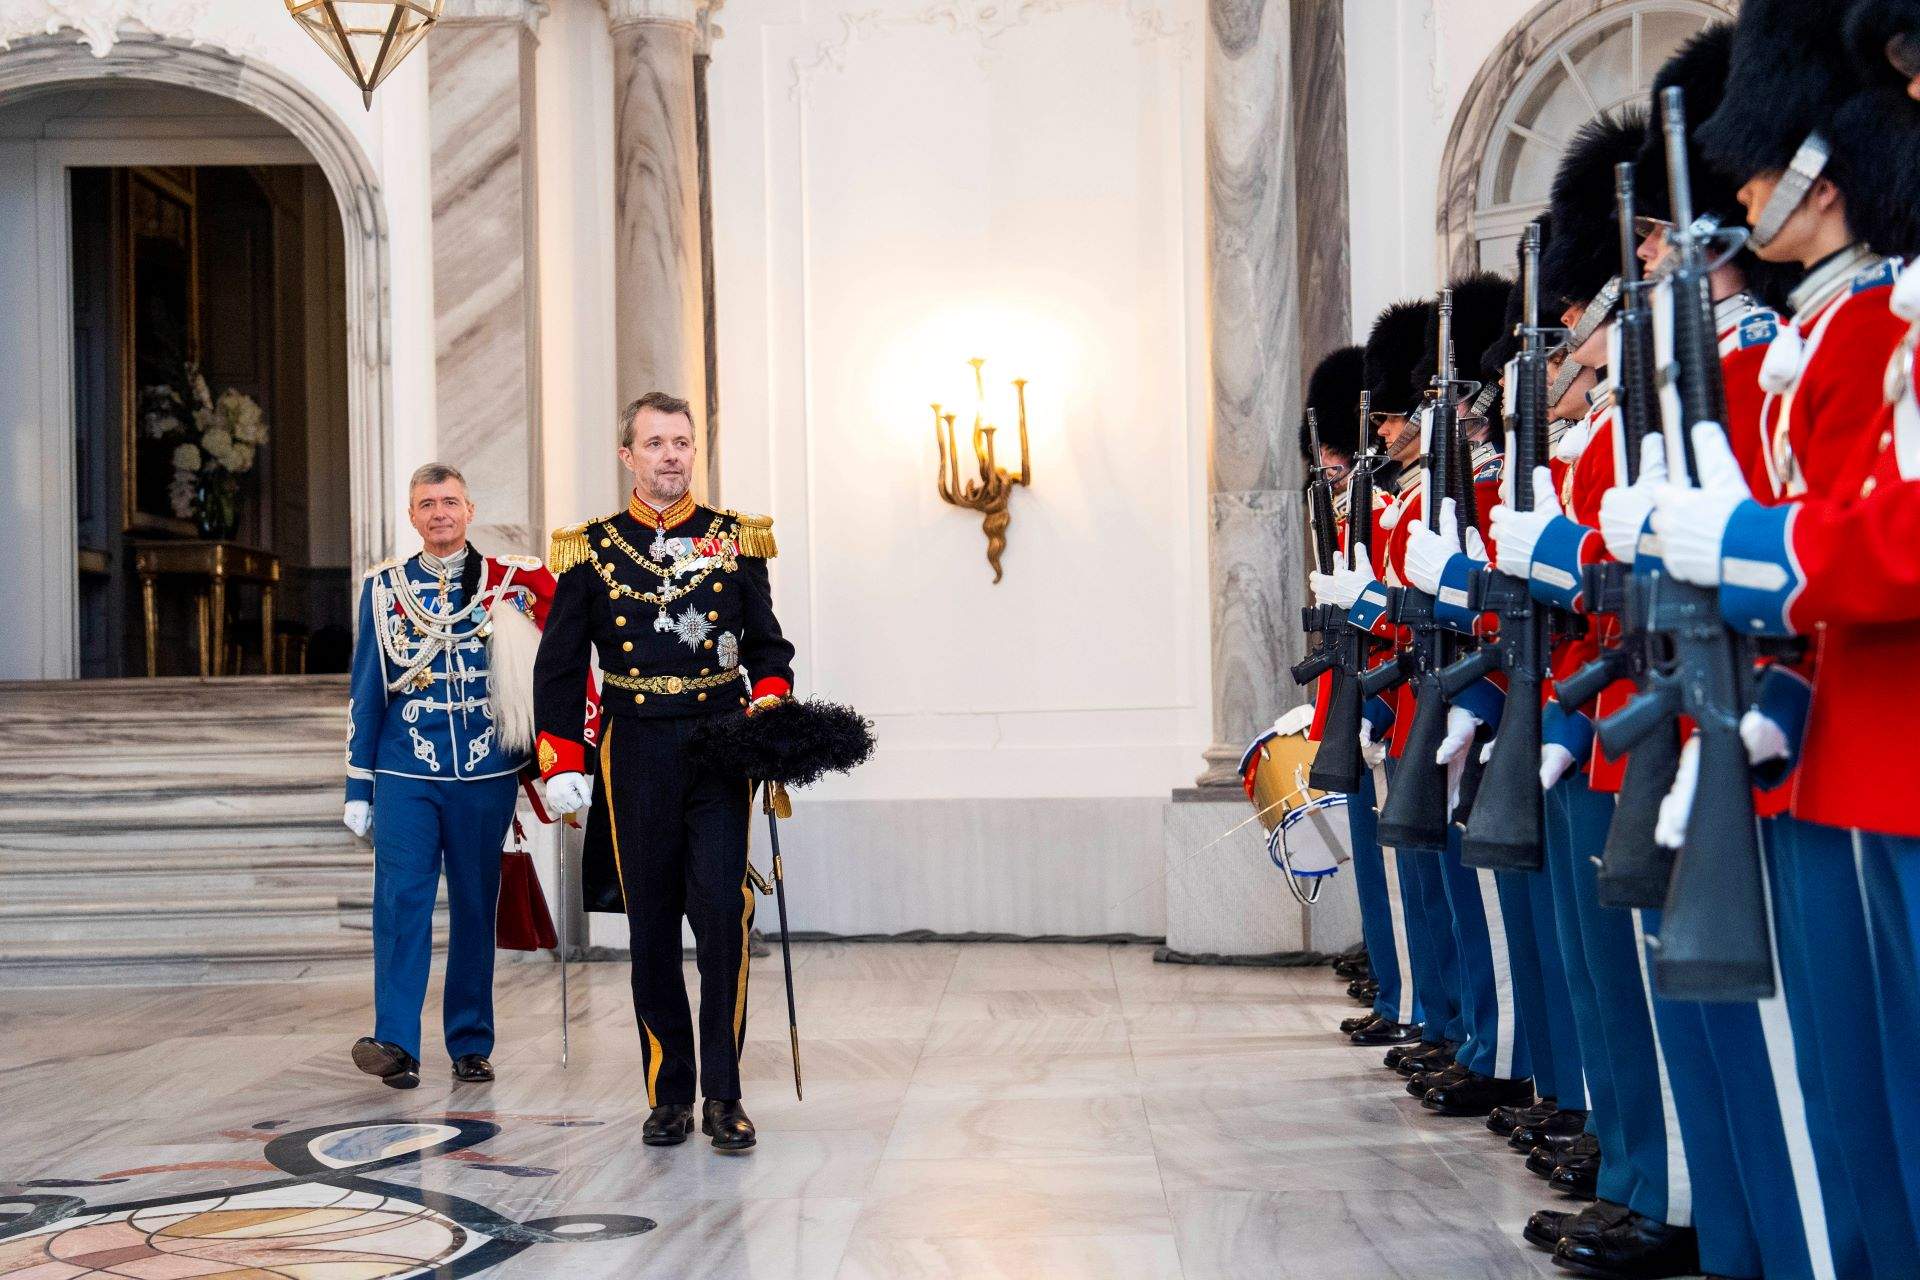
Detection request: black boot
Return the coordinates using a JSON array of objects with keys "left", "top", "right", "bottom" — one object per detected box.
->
[
  {"left": 351, "top": 1037, "right": 419, "bottom": 1090},
  {"left": 1509, "top": 1107, "right": 1588, "bottom": 1151},
  {"left": 1523, "top": 1199, "right": 1630, "bottom": 1252},
  {"left": 1406, "top": 1063, "right": 1470, "bottom": 1098},
  {"left": 1553, "top": 1214, "right": 1699, "bottom": 1279},
  {"left": 1549, "top": 1154, "right": 1601, "bottom": 1200},
  {"left": 1422, "top": 1072, "right": 1534, "bottom": 1117},
  {"left": 1489, "top": 1098, "right": 1557, "bottom": 1136},
  {"left": 1350, "top": 1019, "right": 1422, "bottom": 1046},
  {"left": 642, "top": 1103, "right": 695, "bottom": 1147},
  {"left": 702, "top": 1099, "right": 757, "bottom": 1153}
]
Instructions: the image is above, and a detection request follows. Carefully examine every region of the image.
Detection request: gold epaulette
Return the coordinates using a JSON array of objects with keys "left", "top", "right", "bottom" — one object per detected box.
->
[
  {"left": 547, "top": 522, "right": 595, "bottom": 575},
  {"left": 726, "top": 510, "right": 777, "bottom": 559},
  {"left": 498, "top": 553, "right": 543, "bottom": 570},
  {"left": 362, "top": 556, "right": 400, "bottom": 580}
]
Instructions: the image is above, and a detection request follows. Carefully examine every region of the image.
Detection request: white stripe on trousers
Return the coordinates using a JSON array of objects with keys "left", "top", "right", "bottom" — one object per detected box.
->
[
  {"left": 1374, "top": 763, "right": 1415, "bottom": 1025},
  {"left": 1756, "top": 826, "right": 1838, "bottom": 1280},
  {"left": 1630, "top": 908, "right": 1693, "bottom": 1227},
  {"left": 1475, "top": 868, "right": 1517, "bottom": 1080}
]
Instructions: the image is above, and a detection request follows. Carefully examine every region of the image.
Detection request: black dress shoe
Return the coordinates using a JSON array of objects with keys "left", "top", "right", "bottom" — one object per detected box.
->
[
  {"left": 1519, "top": 1128, "right": 1592, "bottom": 1160},
  {"left": 1422, "top": 1072, "right": 1534, "bottom": 1117},
  {"left": 1523, "top": 1200, "right": 1630, "bottom": 1251},
  {"left": 1393, "top": 1043, "right": 1455, "bottom": 1077},
  {"left": 1350, "top": 1019, "right": 1422, "bottom": 1046},
  {"left": 1549, "top": 1155, "right": 1601, "bottom": 1199},
  {"left": 1554, "top": 1214, "right": 1699, "bottom": 1279},
  {"left": 451, "top": 1054, "right": 494, "bottom": 1083},
  {"left": 351, "top": 1037, "right": 419, "bottom": 1090},
  {"left": 1509, "top": 1108, "right": 1590, "bottom": 1151},
  {"left": 642, "top": 1103, "right": 695, "bottom": 1146},
  {"left": 1384, "top": 1039, "right": 1441, "bottom": 1071},
  {"left": 1489, "top": 1099, "right": 1556, "bottom": 1136},
  {"left": 1332, "top": 955, "right": 1370, "bottom": 980},
  {"left": 1340, "top": 1012, "right": 1378, "bottom": 1035},
  {"left": 1406, "top": 1063, "right": 1469, "bottom": 1098},
  {"left": 1347, "top": 978, "right": 1378, "bottom": 1003},
  {"left": 702, "top": 1099, "right": 756, "bottom": 1153}
]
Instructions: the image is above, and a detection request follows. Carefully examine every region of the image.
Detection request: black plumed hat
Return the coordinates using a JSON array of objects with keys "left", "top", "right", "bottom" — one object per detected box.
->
[
  {"left": 1540, "top": 109, "right": 1647, "bottom": 311},
  {"left": 1363, "top": 299, "right": 1435, "bottom": 417},
  {"left": 1698, "top": 0, "right": 1856, "bottom": 183},
  {"left": 686, "top": 698, "right": 876, "bottom": 789},
  {"left": 1299, "top": 345, "right": 1367, "bottom": 462},
  {"left": 1830, "top": 1, "right": 1920, "bottom": 254}
]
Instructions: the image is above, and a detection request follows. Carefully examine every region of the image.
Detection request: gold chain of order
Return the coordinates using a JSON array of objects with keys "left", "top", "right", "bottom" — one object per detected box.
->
[{"left": 602, "top": 515, "right": 728, "bottom": 579}]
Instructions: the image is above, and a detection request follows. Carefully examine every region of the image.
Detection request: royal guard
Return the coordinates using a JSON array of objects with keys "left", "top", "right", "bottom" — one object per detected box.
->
[
  {"left": 532, "top": 391, "right": 795, "bottom": 1155},
  {"left": 344, "top": 463, "right": 557, "bottom": 1091}
]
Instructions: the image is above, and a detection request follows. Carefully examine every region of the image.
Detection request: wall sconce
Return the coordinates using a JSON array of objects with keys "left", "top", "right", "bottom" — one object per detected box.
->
[{"left": 932, "top": 358, "right": 1031, "bottom": 583}]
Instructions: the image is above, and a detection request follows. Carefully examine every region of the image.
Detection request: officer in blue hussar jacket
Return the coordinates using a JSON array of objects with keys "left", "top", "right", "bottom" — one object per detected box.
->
[{"left": 343, "top": 462, "right": 556, "bottom": 1089}]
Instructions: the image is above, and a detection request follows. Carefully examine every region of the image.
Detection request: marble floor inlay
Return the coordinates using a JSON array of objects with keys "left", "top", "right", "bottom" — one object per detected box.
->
[{"left": 0, "top": 943, "right": 1590, "bottom": 1278}]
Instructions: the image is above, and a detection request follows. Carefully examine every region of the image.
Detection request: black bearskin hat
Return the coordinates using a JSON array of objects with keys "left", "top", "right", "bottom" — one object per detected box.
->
[
  {"left": 687, "top": 698, "right": 876, "bottom": 789},
  {"left": 1299, "top": 345, "right": 1367, "bottom": 463},
  {"left": 1541, "top": 109, "right": 1647, "bottom": 312},
  {"left": 1363, "top": 299, "right": 1435, "bottom": 417},
  {"left": 1412, "top": 270, "right": 1514, "bottom": 397},
  {"left": 1698, "top": 0, "right": 1856, "bottom": 183},
  {"left": 1830, "top": 1, "right": 1920, "bottom": 254}
]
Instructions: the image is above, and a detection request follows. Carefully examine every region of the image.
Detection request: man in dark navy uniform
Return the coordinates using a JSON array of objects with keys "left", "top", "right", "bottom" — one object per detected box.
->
[{"left": 533, "top": 391, "right": 795, "bottom": 1154}]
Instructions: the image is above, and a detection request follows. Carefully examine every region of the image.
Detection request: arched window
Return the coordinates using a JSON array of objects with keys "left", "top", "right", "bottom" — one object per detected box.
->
[{"left": 1437, "top": 0, "right": 1734, "bottom": 276}]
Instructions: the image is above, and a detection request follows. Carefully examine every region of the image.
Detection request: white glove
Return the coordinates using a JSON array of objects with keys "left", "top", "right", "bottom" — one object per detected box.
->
[
  {"left": 546, "top": 771, "right": 593, "bottom": 815},
  {"left": 1359, "top": 719, "right": 1389, "bottom": 770},
  {"left": 1540, "top": 743, "right": 1578, "bottom": 790},
  {"left": 1403, "top": 503, "right": 1462, "bottom": 595},
  {"left": 1655, "top": 735, "right": 1701, "bottom": 850},
  {"left": 343, "top": 800, "right": 372, "bottom": 839},
  {"left": 1270, "top": 703, "right": 1316, "bottom": 738},
  {"left": 1310, "top": 549, "right": 1375, "bottom": 610},
  {"left": 1436, "top": 704, "right": 1482, "bottom": 766},
  {"left": 1480, "top": 737, "right": 1497, "bottom": 765},
  {"left": 1600, "top": 435, "right": 1668, "bottom": 564},
  {"left": 1651, "top": 424, "right": 1749, "bottom": 586},
  {"left": 1487, "top": 466, "right": 1563, "bottom": 577},
  {"left": 1740, "top": 707, "right": 1791, "bottom": 767}
]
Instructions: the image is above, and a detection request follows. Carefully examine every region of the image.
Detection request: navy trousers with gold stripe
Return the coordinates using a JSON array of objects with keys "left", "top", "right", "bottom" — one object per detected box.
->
[{"left": 598, "top": 717, "right": 755, "bottom": 1106}]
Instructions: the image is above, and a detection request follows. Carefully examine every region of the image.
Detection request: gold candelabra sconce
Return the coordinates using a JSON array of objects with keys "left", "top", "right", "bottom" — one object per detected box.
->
[{"left": 932, "top": 359, "right": 1032, "bottom": 583}]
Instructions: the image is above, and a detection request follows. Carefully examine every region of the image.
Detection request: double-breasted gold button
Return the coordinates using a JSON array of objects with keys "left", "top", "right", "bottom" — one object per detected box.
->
[
  {"left": 698, "top": 692, "right": 708, "bottom": 702},
  {"left": 713, "top": 582, "right": 724, "bottom": 593},
  {"left": 633, "top": 693, "right": 646, "bottom": 704},
  {"left": 704, "top": 639, "right": 714, "bottom": 650},
  {"left": 622, "top": 641, "right": 634, "bottom": 652},
  {"left": 615, "top": 615, "right": 628, "bottom": 626},
  {"left": 707, "top": 611, "right": 719, "bottom": 621}
]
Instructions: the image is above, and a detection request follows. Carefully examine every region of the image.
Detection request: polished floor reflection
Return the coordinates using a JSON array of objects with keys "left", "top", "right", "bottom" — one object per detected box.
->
[{"left": 0, "top": 943, "right": 1573, "bottom": 1278}]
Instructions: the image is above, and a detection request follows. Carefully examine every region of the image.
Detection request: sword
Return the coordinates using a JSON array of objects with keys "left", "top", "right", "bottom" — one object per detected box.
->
[
  {"left": 759, "top": 782, "right": 803, "bottom": 1101},
  {"left": 559, "top": 817, "right": 574, "bottom": 1069}
]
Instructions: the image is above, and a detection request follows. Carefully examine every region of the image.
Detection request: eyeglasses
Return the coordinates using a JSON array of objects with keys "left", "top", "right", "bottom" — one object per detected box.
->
[
  {"left": 1632, "top": 215, "right": 1673, "bottom": 242},
  {"left": 1367, "top": 411, "right": 1407, "bottom": 430}
]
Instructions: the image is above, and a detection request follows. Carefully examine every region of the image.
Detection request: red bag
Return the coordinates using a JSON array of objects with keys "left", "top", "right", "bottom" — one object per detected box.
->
[{"left": 497, "top": 819, "right": 558, "bottom": 951}]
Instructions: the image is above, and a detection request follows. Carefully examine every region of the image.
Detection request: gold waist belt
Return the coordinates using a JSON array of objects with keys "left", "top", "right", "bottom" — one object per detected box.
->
[{"left": 602, "top": 669, "right": 742, "bottom": 696}]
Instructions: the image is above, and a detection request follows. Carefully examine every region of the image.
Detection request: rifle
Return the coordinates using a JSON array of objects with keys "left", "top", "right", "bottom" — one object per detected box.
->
[
  {"left": 1593, "top": 86, "right": 1773, "bottom": 1001},
  {"left": 1291, "top": 409, "right": 1345, "bottom": 690},
  {"left": 1442, "top": 221, "right": 1551, "bottom": 871},
  {"left": 1374, "top": 289, "right": 1469, "bottom": 853},
  {"left": 1555, "top": 160, "right": 1683, "bottom": 908},
  {"left": 1304, "top": 397, "right": 1382, "bottom": 795}
]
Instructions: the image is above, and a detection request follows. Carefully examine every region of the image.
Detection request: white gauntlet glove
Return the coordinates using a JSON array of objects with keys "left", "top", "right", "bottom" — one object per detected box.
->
[
  {"left": 342, "top": 800, "right": 372, "bottom": 840},
  {"left": 1651, "top": 424, "right": 1749, "bottom": 586},
  {"left": 1404, "top": 498, "right": 1484, "bottom": 595},
  {"left": 1487, "top": 467, "right": 1563, "bottom": 577},
  {"left": 545, "top": 772, "right": 593, "bottom": 816},
  {"left": 1599, "top": 435, "right": 1667, "bottom": 564},
  {"left": 1310, "top": 549, "right": 1376, "bottom": 610}
]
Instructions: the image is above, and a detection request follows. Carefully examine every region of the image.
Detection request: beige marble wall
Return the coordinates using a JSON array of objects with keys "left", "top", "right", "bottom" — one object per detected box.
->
[
  {"left": 430, "top": 1, "right": 545, "bottom": 555},
  {"left": 1198, "top": 0, "right": 1309, "bottom": 786},
  {"left": 607, "top": 0, "right": 709, "bottom": 498}
]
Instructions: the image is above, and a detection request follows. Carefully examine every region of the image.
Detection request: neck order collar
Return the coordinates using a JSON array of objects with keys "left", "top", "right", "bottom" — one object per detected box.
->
[
  {"left": 629, "top": 490, "right": 698, "bottom": 530},
  {"left": 1789, "top": 243, "right": 1878, "bottom": 318}
]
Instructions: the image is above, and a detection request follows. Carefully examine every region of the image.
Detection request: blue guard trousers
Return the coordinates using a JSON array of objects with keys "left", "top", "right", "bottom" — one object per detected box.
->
[{"left": 369, "top": 773, "right": 520, "bottom": 1061}]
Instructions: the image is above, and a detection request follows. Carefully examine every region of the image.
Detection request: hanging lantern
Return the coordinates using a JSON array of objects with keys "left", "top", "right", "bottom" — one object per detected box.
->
[{"left": 285, "top": 1, "right": 444, "bottom": 109}]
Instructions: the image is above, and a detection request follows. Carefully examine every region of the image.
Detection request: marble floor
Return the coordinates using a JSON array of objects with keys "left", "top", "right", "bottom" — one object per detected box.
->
[{"left": 0, "top": 943, "right": 1597, "bottom": 1279}]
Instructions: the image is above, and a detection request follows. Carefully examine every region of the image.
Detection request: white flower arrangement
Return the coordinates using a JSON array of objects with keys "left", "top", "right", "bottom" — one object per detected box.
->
[{"left": 138, "top": 363, "right": 269, "bottom": 522}]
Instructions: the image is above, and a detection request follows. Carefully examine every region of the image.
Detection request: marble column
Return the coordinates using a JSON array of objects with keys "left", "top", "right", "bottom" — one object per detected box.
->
[
  {"left": 1197, "top": 0, "right": 1310, "bottom": 786},
  {"left": 429, "top": 0, "right": 546, "bottom": 555},
  {"left": 605, "top": 0, "right": 710, "bottom": 498},
  {"left": 1290, "top": 0, "right": 1351, "bottom": 376}
]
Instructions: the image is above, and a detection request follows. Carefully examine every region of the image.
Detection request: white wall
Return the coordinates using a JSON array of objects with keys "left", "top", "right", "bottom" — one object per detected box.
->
[
  {"left": 1343, "top": 0, "right": 1535, "bottom": 337},
  {"left": 703, "top": 0, "right": 1209, "bottom": 815}
]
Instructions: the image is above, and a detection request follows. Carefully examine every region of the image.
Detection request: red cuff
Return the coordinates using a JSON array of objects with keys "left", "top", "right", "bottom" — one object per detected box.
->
[
  {"left": 751, "top": 676, "right": 791, "bottom": 700},
  {"left": 536, "top": 731, "right": 585, "bottom": 779}
]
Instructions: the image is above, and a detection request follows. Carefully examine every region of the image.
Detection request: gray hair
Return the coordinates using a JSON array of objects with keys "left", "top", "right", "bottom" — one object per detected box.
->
[
  {"left": 619, "top": 391, "right": 694, "bottom": 450},
  {"left": 408, "top": 462, "right": 469, "bottom": 496}
]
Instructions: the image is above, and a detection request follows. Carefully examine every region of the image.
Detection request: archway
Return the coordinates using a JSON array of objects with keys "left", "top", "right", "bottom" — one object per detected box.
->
[{"left": 0, "top": 32, "right": 392, "bottom": 679}]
